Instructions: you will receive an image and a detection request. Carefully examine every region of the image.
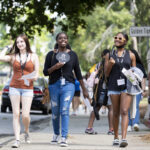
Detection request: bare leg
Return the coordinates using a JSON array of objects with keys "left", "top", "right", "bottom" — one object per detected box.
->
[
  {"left": 72, "top": 96, "right": 80, "bottom": 113},
  {"left": 110, "top": 95, "right": 120, "bottom": 139},
  {"left": 120, "top": 93, "right": 132, "bottom": 139},
  {"left": 21, "top": 96, "right": 33, "bottom": 133},
  {"left": 107, "top": 105, "right": 113, "bottom": 131},
  {"left": 10, "top": 95, "right": 21, "bottom": 141},
  {"left": 87, "top": 104, "right": 101, "bottom": 128},
  {"left": 87, "top": 111, "right": 96, "bottom": 128}
]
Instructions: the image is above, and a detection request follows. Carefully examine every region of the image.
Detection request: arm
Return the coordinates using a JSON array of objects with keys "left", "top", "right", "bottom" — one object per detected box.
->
[
  {"left": 0, "top": 46, "right": 12, "bottom": 62},
  {"left": 129, "top": 51, "right": 136, "bottom": 67},
  {"left": 79, "top": 79, "right": 89, "bottom": 99},
  {"left": 141, "top": 78, "right": 146, "bottom": 91},
  {"left": 141, "top": 78, "right": 147, "bottom": 97},
  {"left": 43, "top": 51, "right": 64, "bottom": 76},
  {"left": 48, "top": 62, "right": 64, "bottom": 74},
  {"left": 104, "top": 53, "right": 115, "bottom": 77}
]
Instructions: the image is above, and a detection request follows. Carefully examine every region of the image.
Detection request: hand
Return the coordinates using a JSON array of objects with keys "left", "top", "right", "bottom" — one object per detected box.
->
[
  {"left": 109, "top": 57, "right": 115, "bottom": 65},
  {"left": 82, "top": 88, "right": 89, "bottom": 99},
  {"left": 54, "top": 62, "right": 65, "bottom": 70},
  {"left": 94, "top": 78, "right": 99, "bottom": 84},
  {"left": 142, "top": 91, "right": 147, "bottom": 97}
]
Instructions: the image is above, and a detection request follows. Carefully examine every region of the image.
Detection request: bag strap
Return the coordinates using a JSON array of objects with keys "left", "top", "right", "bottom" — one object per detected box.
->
[{"left": 93, "top": 60, "right": 105, "bottom": 102}]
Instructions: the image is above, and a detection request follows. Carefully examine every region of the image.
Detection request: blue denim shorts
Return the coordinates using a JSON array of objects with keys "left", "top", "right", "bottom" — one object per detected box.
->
[
  {"left": 9, "top": 87, "right": 33, "bottom": 97},
  {"left": 108, "top": 89, "right": 127, "bottom": 96},
  {"left": 107, "top": 96, "right": 112, "bottom": 106}
]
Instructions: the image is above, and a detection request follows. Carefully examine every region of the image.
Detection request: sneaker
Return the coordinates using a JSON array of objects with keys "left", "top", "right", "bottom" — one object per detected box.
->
[
  {"left": 60, "top": 137, "right": 68, "bottom": 147},
  {"left": 85, "top": 128, "right": 97, "bottom": 134},
  {"left": 12, "top": 140, "right": 20, "bottom": 148},
  {"left": 127, "top": 125, "right": 132, "bottom": 132},
  {"left": 25, "top": 132, "right": 30, "bottom": 144},
  {"left": 51, "top": 134, "right": 60, "bottom": 144},
  {"left": 107, "top": 130, "right": 114, "bottom": 135},
  {"left": 119, "top": 139, "right": 128, "bottom": 147},
  {"left": 113, "top": 139, "right": 119, "bottom": 146},
  {"left": 133, "top": 124, "right": 139, "bottom": 131}
]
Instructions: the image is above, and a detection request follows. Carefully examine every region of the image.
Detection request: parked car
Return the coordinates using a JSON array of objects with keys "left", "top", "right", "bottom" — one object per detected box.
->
[{"left": 1, "top": 78, "right": 51, "bottom": 115}]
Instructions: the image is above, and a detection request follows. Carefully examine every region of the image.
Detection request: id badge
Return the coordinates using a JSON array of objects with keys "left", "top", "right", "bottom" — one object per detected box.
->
[
  {"left": 117, "top": 79, "right": 125, "bottom": 86},
  {"left": 60, "top": 77, "right": 65, "bottom": 85}
]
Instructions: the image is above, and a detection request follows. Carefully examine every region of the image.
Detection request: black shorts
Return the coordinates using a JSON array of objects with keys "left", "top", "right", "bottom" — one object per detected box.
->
[{"left": 74, "top": 91, "right": 80, "bottom": 97}]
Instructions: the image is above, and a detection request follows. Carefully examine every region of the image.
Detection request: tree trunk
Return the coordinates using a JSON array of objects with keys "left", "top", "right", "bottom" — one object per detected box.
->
[{"left": 130, "top": 0, "right": 138, "bottom": 51}]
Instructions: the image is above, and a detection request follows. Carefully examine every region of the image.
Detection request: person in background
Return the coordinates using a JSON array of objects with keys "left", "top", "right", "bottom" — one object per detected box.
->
[
  {"left": 85, "top": 49, "right": 113, "bottom": 135},
  {"left": 0, "top": 34, "right": 39, "bottom": 148},
  {"left": 72, "top": 79, "right": 81, "bottom": 116},
  {"left": 80, "top": 72, "right": 91, "bottom": 114},
  {"left": 128, "top": 49, "right": 147, "bottom": 132},
  {"left": 105, "top": 32, "right": 136, "bottom": 147},
  {"left": 147, "top": 50, "right": 150, "bottom": 109},
  {"left": 43, "top": 32, "right": 89, "bottom": 147}
]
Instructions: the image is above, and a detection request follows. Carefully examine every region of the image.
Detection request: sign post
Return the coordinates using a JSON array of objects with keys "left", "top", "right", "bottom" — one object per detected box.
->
[
  {"left": 130, "top": 26, "right": 150, "bottom": 37},
  {"left": 130, "top": 26, "right": 150, "bottom": 53}
]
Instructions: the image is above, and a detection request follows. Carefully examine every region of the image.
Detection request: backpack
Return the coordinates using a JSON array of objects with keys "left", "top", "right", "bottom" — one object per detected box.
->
[{"left": 93, "top": 59, "right": 108, "bottom": 106}]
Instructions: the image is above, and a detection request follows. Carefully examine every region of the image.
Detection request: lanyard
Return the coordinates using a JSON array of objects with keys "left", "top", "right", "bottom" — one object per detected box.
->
[
  {"left": 61, "top": 68, "right": 63, "bottom": 77},
  {"left": 19, "top": 53, "right": 28, "bottom": 75},
  {"left": 115, "top": 50, "right": 126, "bottom": 78}
]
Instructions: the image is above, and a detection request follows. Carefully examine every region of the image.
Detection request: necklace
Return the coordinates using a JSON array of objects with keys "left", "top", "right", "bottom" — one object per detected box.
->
[
  {"left": 115, "top": 50, "right": 126, "bottom": 63},
  {"left": 19, "top": 53, "right": 28, "bottom": 75}
]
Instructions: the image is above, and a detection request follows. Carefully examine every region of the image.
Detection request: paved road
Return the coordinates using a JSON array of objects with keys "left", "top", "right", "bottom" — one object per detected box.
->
[{"left": 0, "top": 111, "right": 150, "bottom": 150}]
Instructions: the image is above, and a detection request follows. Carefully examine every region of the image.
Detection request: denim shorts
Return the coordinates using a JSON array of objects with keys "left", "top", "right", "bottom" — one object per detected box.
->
[
  {"left": 107, "top": 96, "right": 112, "bottom": 105},
  {"left": 9, "top": 87, "right": 33, "bottom": 97},
  {"left": 108, "top": 89, "right": 127, "bottom": 96}
]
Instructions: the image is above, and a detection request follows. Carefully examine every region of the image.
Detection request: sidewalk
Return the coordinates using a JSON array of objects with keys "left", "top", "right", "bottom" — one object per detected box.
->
[
  {"left": 0, "top": 115, "right": 150, "bottom": 150},
  {"left": 1, "top": 132, "right": 150, "bottom": 150},
  {"left": 0, "top": 104, "right": 150, "bottom": 150}
]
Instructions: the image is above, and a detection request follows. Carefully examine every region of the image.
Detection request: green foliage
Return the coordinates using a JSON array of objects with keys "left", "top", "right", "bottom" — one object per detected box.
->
[
  {"left": 0, "top": 0, "right": 114, "bottom": 38},
  {"left": 68, "top": 4, "right": 133, "bottom": 72}
]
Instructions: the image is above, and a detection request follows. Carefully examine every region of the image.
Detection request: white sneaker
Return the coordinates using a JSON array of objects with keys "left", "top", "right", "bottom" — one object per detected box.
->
[
  {"left": 12, "top": 140, "right": 20, "bottom": 148},
  {"left": 60, "top": 137, "right": 68, "bottom": 147},
  {"left": 25, "top": 132, "right": 31, "bottom": 144},
  {"left": 51, "top": 134, "right": 60, "bottom": 144},
  {"left": 127, "top": 125, "right": 132, "bottom": 132},
  {"left": 133, "top": 124, "right": 139, "bottom": 131},
  {"left": 112, "top": 139, "right": 119, "bottom": 146}
]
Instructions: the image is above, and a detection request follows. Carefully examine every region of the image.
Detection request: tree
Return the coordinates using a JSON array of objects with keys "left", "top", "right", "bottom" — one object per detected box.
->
[
  {"left": 67, "top": 2, "right": 133, "bottom": 71},
  {"left": 0, "top": 0, "right": 114, "bottom": 38}
]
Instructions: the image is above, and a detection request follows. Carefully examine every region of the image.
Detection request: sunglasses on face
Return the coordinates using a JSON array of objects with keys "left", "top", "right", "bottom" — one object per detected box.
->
[{"left": 114, "top": 36, "right": 125, "bottom": 41}]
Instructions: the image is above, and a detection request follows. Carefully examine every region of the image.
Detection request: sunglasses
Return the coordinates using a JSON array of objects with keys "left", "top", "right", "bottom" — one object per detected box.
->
[{"left": 114, "top": 36, "right": 125, "bottom": 41}]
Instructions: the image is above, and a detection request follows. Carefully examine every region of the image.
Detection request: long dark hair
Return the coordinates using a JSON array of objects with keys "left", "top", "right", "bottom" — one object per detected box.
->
[
  {"left": 9, "top": 34, "right": 32, "bottom": 54},
  {"left": 130, "top": 49, "right": 144, "bottom": 67},
  {"left": 54, "top": 32, "right": 71, "bottom": 50}
]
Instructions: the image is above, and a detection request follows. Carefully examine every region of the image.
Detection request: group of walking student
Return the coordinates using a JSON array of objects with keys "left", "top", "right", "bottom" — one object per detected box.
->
[{"left": 0, "top": 31, "right": 148, "bottom": 148}]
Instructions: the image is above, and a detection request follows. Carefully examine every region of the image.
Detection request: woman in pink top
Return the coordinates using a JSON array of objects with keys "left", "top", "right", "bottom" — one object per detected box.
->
[{"left": 0, "top": 34, "right": 39, "bottom": 148}]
